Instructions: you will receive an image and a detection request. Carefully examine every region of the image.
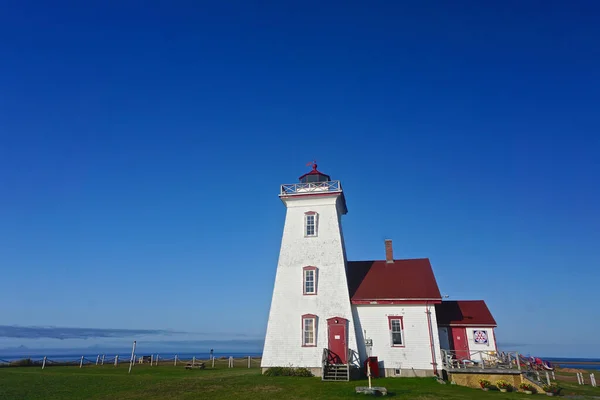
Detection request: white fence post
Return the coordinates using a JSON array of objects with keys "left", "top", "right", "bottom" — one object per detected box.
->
[
  {"left": 229, "top": 356, "right": 234, "bottom": 368},
  {"left": 96, "top": 355, "right": 99, "bottom": 365},
  {"left": 516, "top": 352, "right": 521, "bottom": 371},
  {"left": 590, "top": 373, "right": 596, "bottom": 387},
  {"left": 42, "top": 356, "right": 46, "bottom": 370},
  {"left": 545, "top": 371, "right": 550, "bottom": 385},
  {"left": 192, "top": 356, "right": 195, "bottom": 366},
  {"left": 79, "top": 356, "right": 84, "bottom": 368},
  {"left": 114, "top": 355, "right": 119, "bottom": 367},
  {"left": 551, "top": 371, "right": 555, "bottom": 380},
  {"left": 156, "top": 354, "right": 159, "bottom": 366},
  {"left": 128, "top": 340, "right": 136, "bottom": 374},
  {"left": 174, "top": 355, "right": 178, "bottom": 366},
  {"left": 150, "top": 354, "right": 153, "bottom": 366},
  {"left": 212, "top": 357, "right": 215, "bottom": 368},
  {"left": 248, "top": 356, "right": 251, "bottom": 368},
  {"left": 101, "top": 354, "right": 105, "bottom": 365}
]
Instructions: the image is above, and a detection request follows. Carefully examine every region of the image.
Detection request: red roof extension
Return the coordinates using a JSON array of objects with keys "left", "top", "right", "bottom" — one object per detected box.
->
[
  {"left": 347, "top": 258, "right": 442, "bottom": 303},
  {"left": 435, "top": 300, "right": 497, "bottom": 327}
]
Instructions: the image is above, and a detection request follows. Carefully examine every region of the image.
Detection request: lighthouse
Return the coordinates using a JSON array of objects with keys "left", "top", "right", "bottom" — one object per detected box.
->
[{"left": 261, "top": 163, "right": 358, "bottom": 376}]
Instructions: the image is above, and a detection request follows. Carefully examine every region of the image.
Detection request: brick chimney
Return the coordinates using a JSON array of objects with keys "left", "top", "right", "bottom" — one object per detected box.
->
[{"left": 385, "top": 239, "right": 393, "bottom": 263}]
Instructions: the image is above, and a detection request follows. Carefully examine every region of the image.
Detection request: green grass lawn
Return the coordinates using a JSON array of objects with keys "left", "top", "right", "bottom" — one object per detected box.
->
[{"left": 1, "top": 365, "right": 599, "bottom": 400}]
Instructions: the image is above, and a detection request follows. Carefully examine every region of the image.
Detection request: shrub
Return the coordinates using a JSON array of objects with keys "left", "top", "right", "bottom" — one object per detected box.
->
[
  {"left": 519, "top": 382, "right": 536, "bottom": 392},
  {"left": 496, "top": 380, "right": 511, "bottom": 390},
  {"left": 478, "top": 379, "right": 491, "bottom": 388},
  {"left": 542, "top": 383, "right": 561, "bottom": 394},
  {"left": 264, "top": 367, "right": 313, "bottom": 377},
  {"left": 10, "top": 358, "right": 34, "bottom": 367}
]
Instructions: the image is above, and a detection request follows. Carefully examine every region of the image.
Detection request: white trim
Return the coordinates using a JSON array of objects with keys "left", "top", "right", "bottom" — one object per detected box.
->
[
  {"left": 389, "top": 317, "right": 404, "bottom": 347},
  {"left": 357, "top": 298, "right": 442, "bottom": 301},
  {"left": 302, "top": 317, "right": 316, "bottom": 346},
  {"left": 303, "top": 269, "right": 316, "bottom": 294},
  {"left": 304, "top": 213, "right": 318, "bottom": 237}
]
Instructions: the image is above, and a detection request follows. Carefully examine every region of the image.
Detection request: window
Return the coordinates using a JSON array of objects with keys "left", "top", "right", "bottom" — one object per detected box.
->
[
  {"left": 302, "top": 314, "right": 317, "bottom": 346},
  {"left": 388, "top": 316, "right": 404, "bottom": 347},
  {"left": 304, "top": 212, "right": 317, "bottom": 237},
  {"left": 303, "top": 266, "right": 317, "bottom": 295}
]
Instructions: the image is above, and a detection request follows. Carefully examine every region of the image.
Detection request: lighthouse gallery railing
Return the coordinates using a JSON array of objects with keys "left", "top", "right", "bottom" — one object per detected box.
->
[{"left": 280, "top": 180, "right": 342, "bottom": 196}]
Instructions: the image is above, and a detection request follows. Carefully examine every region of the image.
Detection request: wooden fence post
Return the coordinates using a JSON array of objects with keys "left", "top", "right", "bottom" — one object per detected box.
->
[
  {"left": 42, "top": 356, "right": 46, "bottom": 370},
  {"left": 516, "top": 352, "right": 521, "bottom": 371},
  {"left": 114, "top": 355, "right": 119, "bottom": 367},
  {"left": 248, "top": 356, "right": 251, "bottom": 368},
  {"left": 79, "top": 356, "right": 84, "bottom": 368},
  {"left": 212, "top": 357, "right": 215, "bottom": 368},
  {"left": 174, "top": 355, "right": 178, "bottom": 366}
]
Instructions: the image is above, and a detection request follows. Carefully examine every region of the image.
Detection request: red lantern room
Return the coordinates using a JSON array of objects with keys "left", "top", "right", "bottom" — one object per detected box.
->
[{"left": 298, "top": 162, "right": 331, "bottom": 183}]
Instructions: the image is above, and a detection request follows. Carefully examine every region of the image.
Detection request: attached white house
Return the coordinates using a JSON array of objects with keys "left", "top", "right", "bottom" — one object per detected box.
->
[{"left": 261, "top": 165, "right": 498, "bottom": 380}]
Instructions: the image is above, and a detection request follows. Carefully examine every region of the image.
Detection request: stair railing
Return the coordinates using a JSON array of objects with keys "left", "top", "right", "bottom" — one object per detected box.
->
[{"left": 321, "top": 348, "right": 329, "bottom": 380}]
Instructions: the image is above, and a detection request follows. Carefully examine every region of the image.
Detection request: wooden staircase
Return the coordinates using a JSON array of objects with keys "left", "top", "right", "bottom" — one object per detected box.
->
[
  {"left": 323, "top": 363, "right": 349, "bottom": 381},
  {"left": 322, "top": 349, "right": 350, "bottom": 381}
]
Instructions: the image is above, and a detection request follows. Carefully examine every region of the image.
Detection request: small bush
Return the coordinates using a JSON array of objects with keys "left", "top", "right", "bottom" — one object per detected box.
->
[
  {"left": 10, "top": 358, "right": 34, "bottom": 367},
  {"left": 519, "top": 382, "right": 536, "bottom": 392},
  {"left": 495, "top": 380, "right": 511, "bottom": 390},
  {"left": 264, "top": 367, "right": 313, "bottom": 377},
  {"left": 542, "top": 383, "right": 561, "bottom": 394},
  {"left": 478, "top": 379, "right": 491, "bottom": 388}
]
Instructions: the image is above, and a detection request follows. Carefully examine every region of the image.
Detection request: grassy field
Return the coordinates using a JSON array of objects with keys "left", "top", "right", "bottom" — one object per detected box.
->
[{"left": 1, "top": 365, "right": 599, "bottom": 400}]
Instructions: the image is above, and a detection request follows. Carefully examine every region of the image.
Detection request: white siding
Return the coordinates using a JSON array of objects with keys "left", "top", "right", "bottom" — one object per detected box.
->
[
  {"left": 262, "top": 193, "right": 357, "bottom": 369},
  {"left": 353, "top": 304, "right": 443, "bottom": 375}
]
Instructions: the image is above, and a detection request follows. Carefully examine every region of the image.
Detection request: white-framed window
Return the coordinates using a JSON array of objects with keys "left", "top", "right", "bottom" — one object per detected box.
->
[
  {"left": 302, "top": 314, "right": 317, "bottom": 347},
  {"left": 304, "top": 212, "right": 317, "bottom": 237},
  {"left": 303, "top": 266, "right": 317, "bottom": 295},
  {"left": 388, "top": 316, "right": 404, "bottom": 347}
]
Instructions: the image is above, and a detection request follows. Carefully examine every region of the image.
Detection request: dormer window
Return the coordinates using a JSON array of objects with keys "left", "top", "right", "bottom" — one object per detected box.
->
[{"left": 304, "top": 212, "right": 317, "bottom": 237}]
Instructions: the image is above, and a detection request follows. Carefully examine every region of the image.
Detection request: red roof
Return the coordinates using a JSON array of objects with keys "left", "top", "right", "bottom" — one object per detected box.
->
[
  {"left": 435, "top": 300, "right": 497, "bottom": 327},
  {"left": 347, "top": 258, "right": 442, "bottom": 302}
]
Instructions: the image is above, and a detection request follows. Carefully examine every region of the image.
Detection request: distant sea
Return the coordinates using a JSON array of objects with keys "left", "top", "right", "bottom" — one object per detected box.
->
[
  {"left": 546, "top": 357, "right": 600, "bottom": 371},
  {"left": 0, "top": 352, "right": 262, "bottom": 363},
  {"left": 2, "top": 354, "right": 598, "bottom": 370}
]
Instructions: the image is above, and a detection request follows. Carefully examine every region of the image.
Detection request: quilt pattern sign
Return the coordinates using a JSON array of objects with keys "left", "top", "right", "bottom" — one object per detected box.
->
[{"left": 473, "top": 330, "right": 488, "bottom": 344}]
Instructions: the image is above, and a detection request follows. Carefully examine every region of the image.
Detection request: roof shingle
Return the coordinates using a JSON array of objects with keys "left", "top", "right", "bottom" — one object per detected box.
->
[
  {"left": 435, "top": 300, "right": 497, "bottom": 327},
  {"left": 347, "top": 258, "right": 442, "bottom": 302}
]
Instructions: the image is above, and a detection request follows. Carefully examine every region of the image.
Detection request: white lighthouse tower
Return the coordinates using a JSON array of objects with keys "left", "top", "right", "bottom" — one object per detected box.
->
[{"left": 261, "top": 163, "right": 357, "bottom": 378}]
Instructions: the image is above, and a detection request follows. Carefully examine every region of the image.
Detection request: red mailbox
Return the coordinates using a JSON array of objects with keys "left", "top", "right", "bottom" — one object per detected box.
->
[{"left": 364, "top": 356, "right": 379, "bottom": 377}]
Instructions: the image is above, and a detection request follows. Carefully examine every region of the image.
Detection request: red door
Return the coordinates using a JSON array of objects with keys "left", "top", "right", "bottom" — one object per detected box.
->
[
  {"left": 327, "top": 317, "right": 347, "bottom": 364},
  {"left": 450, "top": 327, "right": 470, "bottom": 360}
]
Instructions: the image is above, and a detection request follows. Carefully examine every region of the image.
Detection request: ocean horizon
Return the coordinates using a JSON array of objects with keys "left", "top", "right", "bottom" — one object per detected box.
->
[
  {"left": 1, "top": 353, "right": 598, "bottom": 370},
  {"left": 0, "top": 351, "right": 262, "bottom": 363}
]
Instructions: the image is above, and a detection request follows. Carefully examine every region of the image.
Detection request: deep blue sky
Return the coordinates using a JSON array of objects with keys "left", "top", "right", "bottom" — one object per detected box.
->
[{"left": 1, "top": 1, "right": 599, "bottom": 358}]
